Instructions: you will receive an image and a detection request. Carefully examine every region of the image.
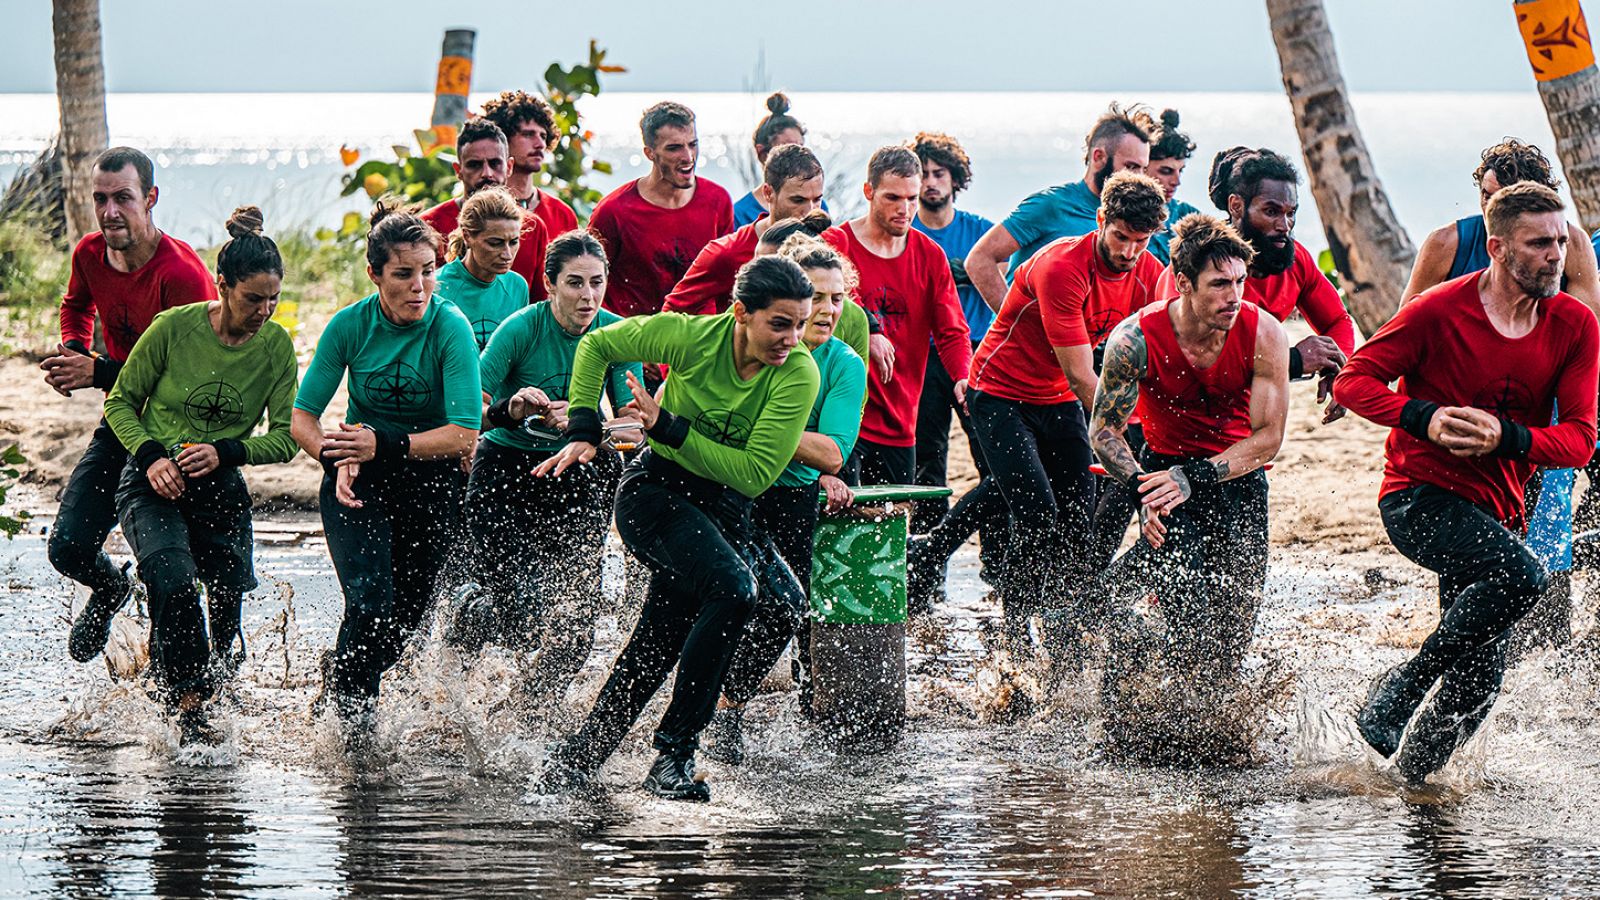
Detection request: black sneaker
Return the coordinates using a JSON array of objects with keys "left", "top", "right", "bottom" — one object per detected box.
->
[
  {"left": 176, "top": 705, "right": 222, "bottom": 746},
  {"left": 1356, "top": 664, "right": 1426, "bottom": 759},
  {"left": 533, "top": 740, "right": 595, "bottom": 795},
  {"left": 700, "top": 707, "right": 745, "bottom": 766},
  {"left": 642, "top": 751, "right": 710, "bottom": 802},
  {"left": 334, "top": 693, "right": 378, "bottom": 756},
  {"left": 68, "top": 569, "right": 133, "bottom": 663}
]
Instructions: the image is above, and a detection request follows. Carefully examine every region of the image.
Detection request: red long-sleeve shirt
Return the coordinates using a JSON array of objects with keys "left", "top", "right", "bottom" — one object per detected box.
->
[
  {"left": 421, "top": 198, "right": 548, "bottom": 302},
  {"left": 661, "top": 222, "right": 760, "bottom": 315},
  {"left": 60, "top": 231, "right": 215, "bottom": 363},
  {"left": 527, "top": 189, "right": 579, "bottom": 241},
  {"left": 1157, "top": 239, "right": 1355, "bottom": 356},
  {"left": 1333, "top": 273, "right": 1599, "bottom": 528},
  {"left": 825, "top": 222, "right": 971, "bottom": 447},
  {"left": 590, "top": 178, "right": 734, "bottom": 318}
]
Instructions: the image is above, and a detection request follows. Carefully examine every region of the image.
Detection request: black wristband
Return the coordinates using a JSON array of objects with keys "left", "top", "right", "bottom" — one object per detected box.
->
[
  {"left": 93, "top": 356, "right": 121, "bottom": 391},
  {"left": 135, "top": 440, "right": 167, "bottom": 473},
  {"left": 867, "top": 310, "right": 884, "bottom": 335},
  {"left": 485, "top": 398, "right": 518, "bottom": 431},
  {"left": 1178, "top": 459, "right": 1221, "bottom": 487},
  {"left": 647, "top": 409, "right": 691, "bottom": 449},
  {"left": 1399, "top": 399, "right": 1441, "bottom": 442},
  {"left": 213, "top": 438, "right": 248, "bottom": 467},
  {"left": 373, "top": 428, "right": 410, "bottom": 463},
  {"left": 1288, "top": 346, "right": 1305, "bottom": 381},
  {"left": 566, "top": 406, "right": 603, "bottom": 446},
  {"left": 1492, "top": 419, "right": 1533, "bottom": 459}
]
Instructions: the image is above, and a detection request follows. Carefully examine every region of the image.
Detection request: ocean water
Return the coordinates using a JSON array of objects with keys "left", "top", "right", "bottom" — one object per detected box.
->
[{"left": 0, "top": 90, "right": 1566, "bottom": 250}]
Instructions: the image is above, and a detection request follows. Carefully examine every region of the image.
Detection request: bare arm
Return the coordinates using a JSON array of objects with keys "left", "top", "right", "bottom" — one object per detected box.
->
[
  {"left": 967, "top": 223, "right": 1020, "bottom": 313},
  {"left": 407, "top": 424, "right": 478, "bottom": 460},
  {"left": 1400, "top": 224, "right": 1458, "bottom": 306},
  {"left": 293, "top": 409, "right": 476, "bottom": 463},
  {"left": 792, "top": 431, "right": 843, "bottom": 475},
  {"left": 1053, "top": 344, "right": 1098, "bottom": 415},
  {"left": 1212, "top": 313, "right": 1290, "bottom": 479},
  {"left": 291, "top": 408, "right": 324, "bottom": 460},
  {"left": 1563, "top": 220, "right": 1600, "bottom": 318},
  {"left": 1088, "top": 316, "right": 1147, "bottom": 485}
]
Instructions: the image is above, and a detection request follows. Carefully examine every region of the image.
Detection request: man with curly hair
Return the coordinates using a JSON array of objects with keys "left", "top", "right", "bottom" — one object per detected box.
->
[{"left": 480, "top": 90, "right": 579, "bottom": 239}]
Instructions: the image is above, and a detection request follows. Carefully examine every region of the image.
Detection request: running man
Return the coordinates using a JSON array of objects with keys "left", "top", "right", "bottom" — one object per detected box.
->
[
  {"left": 1144, "top": 109, "right": 1202, "bottom": 265},
  {"left": 825, "top": 146, "right": 971, "bottom": 486},
  {"left": 479, "top": 90, "right": 580, "bottom": 239},
  {"left": 1090, "top": 213, "right": 1289, "bottom": 692},
  {"left": 1335, "top": 183, "right": 1599, "bottom": 786},
  {"left": 589, "top": 101, "right": 734, "bottom": 322},
  {"left": 44, "top": 146, "right": 217, "bottom": 664},
  {"left": 732, "top": 93, "right": 827, "bottom": 227},
  {"left": 964, "top": 103, "right": 1155, "bottom": 310},
  {"left": 103, "top": 207, "right": 299, "bottom": 743},
  {"left": 420, "top": 119, "right": 549, "bottom": 301}
]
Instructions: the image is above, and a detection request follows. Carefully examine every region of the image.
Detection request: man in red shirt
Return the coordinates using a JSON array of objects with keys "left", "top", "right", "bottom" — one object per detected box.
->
[
  {"left": 910, "top": 174, "right": 1169, "bottom": 625},
  {"left": 479, "top": 89, "right": 580, "bottom": 239},
  {"left": 420, "top": 119, "right": 549, "bottom": 301},
  {"left": 590, "top": 102, "right": 734, "bottom": 323},
  {"left": 1090, "top": 215, "right": 1288, "bottom": 708},
  {"left": 824, "top": 146, "right": 970, "bottom": 486},
  {"left": 662, "top": 143, "right": 825, "bottom": 315},
  {"left": 1334, "top": 183, "right": 1599, "bottom": 786},
  {"left": 40, "top": 147, "right": 216, "bottom": 663}
]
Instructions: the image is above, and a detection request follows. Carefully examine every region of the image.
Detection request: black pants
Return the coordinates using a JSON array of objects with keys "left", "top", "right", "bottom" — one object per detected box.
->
[
  {"left": 913, "top": 346, "right": 983, "bottom": 530},
  {"left": 856, "top": 440, "right": 915, "bottom": 487},
  {"left": 1087, "top": 423, "right": 1147, "bottom": 575},
  {"left": 48, "top": 421, "right": 129, "bottom": 598},
  {"left": 967, "top": 389, "right": 1095, "bottom": 611},
  {"left": 116, "top": 464, "right": 255, "bottom": 698},
  {"left": 723, "top": 482, "right": 819, "bottom": 704},
  {"left": 563, "top": 452, "right": 803, "bottom": 763},
  {"left": 1100, "top": 450, "right": 1269, "bottom": 677},
  {"left": 1379, "top": 485, "right": 1547, "bottom": 766},
  {"left": 465, "top": 439, "right": 619, "bottom": 690},
  {"left": 321, "top": 458, "right": 466, "bottom": 700}
]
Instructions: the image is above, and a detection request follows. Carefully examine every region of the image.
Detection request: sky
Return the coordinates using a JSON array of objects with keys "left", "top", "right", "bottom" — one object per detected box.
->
[{"left": 4, "top": 0, "right": 1546, "bottom": 94}]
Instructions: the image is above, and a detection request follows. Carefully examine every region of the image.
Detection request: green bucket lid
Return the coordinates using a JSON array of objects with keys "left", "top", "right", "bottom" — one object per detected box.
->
[{"left": 818, "top": 483, "right": 952, "bottom": 506}]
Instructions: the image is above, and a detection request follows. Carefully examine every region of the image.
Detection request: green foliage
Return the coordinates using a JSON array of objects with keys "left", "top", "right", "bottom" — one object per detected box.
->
[
  {"left": 0, "top": 215, "right": 71, "bottom": 308},
  {"left": 1317, "top": 248, "right": 1344, "bottom": 293},
  {"left": 0, "top": 443, "right": 30, "bottom": 539},
  {"left": 539, "top": 40, "right": 626, "bottom": 220},
  {"left": 325, "top": 140, "right": 460, "bottom": 242}
]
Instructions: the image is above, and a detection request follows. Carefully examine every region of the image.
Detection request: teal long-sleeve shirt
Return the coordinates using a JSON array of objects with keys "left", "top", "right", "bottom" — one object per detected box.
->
[{"left": 776, "top": 337, "right": 866, "bottom": 487}]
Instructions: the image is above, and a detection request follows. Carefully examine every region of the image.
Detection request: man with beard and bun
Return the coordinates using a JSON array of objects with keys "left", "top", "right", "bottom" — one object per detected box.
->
[
  {"left": 1090, "top": 213, "right": 1289, "bottom": 696},
  {"left": 420, "top": 119, "right": 549, "bottom": 301},
  {"left": 480, "top": 90, "right": 580, "bottom": 239},
  {"left": 590, "top": 102, "right": 734, "bottom": 325},
  {"left": 43, "top": 147, "right": 216, "bottom": 665},
  {"left": 1155, "top": 147, "right": 1354, "bottom": 424},
  {"left": 825, "top": 146, "right": 971, "bottom": 487},
  {"left": 663, "top": 143, "right": 825, "bottom": 315},
  {"left": 964, "top": 104, "right": 1154, "bottom": 311},
  {"left": 1335, "top": 183, "right": 1599, "bottom": 786},
  {"left": 913, "top": 174, "right": 1168, "bottom": 634}
]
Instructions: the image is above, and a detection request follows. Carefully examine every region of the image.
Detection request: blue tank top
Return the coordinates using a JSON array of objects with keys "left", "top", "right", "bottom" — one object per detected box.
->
[{"left": 1449, "top": 215, "right": 1491, "bottom": 279}]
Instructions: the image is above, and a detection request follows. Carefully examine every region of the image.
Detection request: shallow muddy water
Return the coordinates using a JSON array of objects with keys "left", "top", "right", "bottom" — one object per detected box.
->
[{"left": 2, "top": 512, "right": 1598, "bottom": 898}]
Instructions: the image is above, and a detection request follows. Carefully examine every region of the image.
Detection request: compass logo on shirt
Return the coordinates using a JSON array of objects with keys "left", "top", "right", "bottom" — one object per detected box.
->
[
  {"left": 1471, "top": 376, "right": 1534, "bottom": 421},
  {"left": 537, "top": 371, "right": 572, "bottom": 402},
  {"left": 1172, "top": 379, "right": 1226, "bottom": 420},
  {"left": 183, "top": 380, "right": 244, "bottom": 436},
  {"left": 103, "top": 308, "right": 142, "bottom": 352},
  {"left": 654, "top": 239, "right": 698, "bottom": 287},
  {"left": 865, "top": 286, "right": 908, "bottom": 330},
  {"left": 360, "top": 361, "right": 434, "bottom": 413},
  {"left": 693, "top": 409, "right": 754, "bottom": 449},
  {"left": 471, "top": 316, "right": 502, "bottom": 349},
  {"left": 1087, "top": 310, "right": 1124, "bottom": 348}
]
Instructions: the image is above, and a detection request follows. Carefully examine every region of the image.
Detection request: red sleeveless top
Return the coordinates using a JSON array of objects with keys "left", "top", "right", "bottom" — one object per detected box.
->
[{"left": 1136, "top": 300, "right": 1259, "bottom": 458}]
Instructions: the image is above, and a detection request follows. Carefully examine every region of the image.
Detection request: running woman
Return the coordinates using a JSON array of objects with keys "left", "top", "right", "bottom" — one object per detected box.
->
[
  {"left": 420, "top": 119, "right": 549, "bottom": 302},
  {"left": 1144, "top": 109, "right": 1203, "bottom": 266},
  {"left": 825, "top": 146, "right": 971, "bottom": 486},
  {"left": 434, "top": 187, "right": 530, "bottom": 349},
  {"left": 102, "top": 207, "right": 299, "bottom": 743},
  {"left": 45, "top": 147, "right": 217, "bottom": 664},
  {"left": 292, "top": 205, "right": 482, "bottom": 739},
  {"left": 1090, "top": 213, "right": 1289, "bottom": 689},
  {"left": 704, "top": 234, "right": 867, "bottom": 764},
  {"left": 534, "top": 255, "right": 820, "bottom": 802},
  {"left": 1335, "top": 183, "right": 1599, "bottom": 786},
  {"left": 479, "top": 89, "right": 580, "bottom": 239},
  {"left": 732, "top": 93, "right": 827, "bottom": 227},
  {"left": 466, "top": 231, "right": 643, "bottom": 699}
]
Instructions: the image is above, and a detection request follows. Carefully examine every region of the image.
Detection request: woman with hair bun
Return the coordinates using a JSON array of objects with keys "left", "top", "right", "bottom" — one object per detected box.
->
[
  {"left": 291, "top": 202, "right": 482, "bottom": 744},
  {"left": 1144, "top": 108, "right": 1202, "bottom": 265},
  {"left": 103, "top": 205, "right": 300, "bottom": 744},
  {"left": 733, "top": 92, "right": 827, "bottom": 228},
  {"left": 436, "top": 187, "right": 531, "bottom": 350}
]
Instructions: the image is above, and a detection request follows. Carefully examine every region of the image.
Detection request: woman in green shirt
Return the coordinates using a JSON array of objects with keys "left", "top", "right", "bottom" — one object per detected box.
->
[
  {"left": 461, "top": 230, "right": 642, "bottom": 699},
  {"left": 104, "top": 206, "right": 299, "bottom": 744},
  {"left": 291, "top": 204, "right": 482, "bottom": 741},
  {"left": 434, "top": 187, "right": 529, "bottom": 350},
  {"left": 534, "top": 255, "right": 820, "bottom": 802}
]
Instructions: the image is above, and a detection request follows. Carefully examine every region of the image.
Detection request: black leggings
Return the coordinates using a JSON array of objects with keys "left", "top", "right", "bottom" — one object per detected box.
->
[
  {"left": 1086, "top": 423, "right": 1146, "bottom": 575},
  {"left": 48, "top": 421, "right": 130, "bottom": 598},
  {"left": 966, "top": 389, "right": 1095, "bottom": 611},
  {"left": 723, "top": 482, "right": 819, "bottom": 704},
  {"left": 563, "top": 452, "right": 802, "bottom": 763},
  {"left": 321, "top": 458, "right": 466, "bottom": 700},
  {"left": 913, "top": 346, "right": 991, "bottom": 532},
  {"left": 465, "top": 439, "right": 619, "bottom": 691}
]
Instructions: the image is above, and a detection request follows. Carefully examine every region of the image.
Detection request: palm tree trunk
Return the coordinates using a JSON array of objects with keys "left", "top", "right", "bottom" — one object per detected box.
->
[
  {"left": 1516, "top": 0, "right": 1600, "bottom": 231},
  {"left": 1267, "top": 0, "right": 1416, "bottom": 337},
  {"left": 52, "top": 0, "right": 109, "bottom": 243}
]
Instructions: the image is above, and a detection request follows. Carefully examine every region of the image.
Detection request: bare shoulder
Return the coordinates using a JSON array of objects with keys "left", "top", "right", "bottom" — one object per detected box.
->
[{"left": 1421, "top": 222, "right": 1458, "bottom": 255}]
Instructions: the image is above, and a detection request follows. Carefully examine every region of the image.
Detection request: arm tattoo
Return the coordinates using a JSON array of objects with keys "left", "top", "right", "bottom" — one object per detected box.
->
[
  {"left": 1089, "top": 318, "right": 1148, "bottom": 485},
  {"left": 1213, "top": 459, "right": 1230, "bottom": 480}
]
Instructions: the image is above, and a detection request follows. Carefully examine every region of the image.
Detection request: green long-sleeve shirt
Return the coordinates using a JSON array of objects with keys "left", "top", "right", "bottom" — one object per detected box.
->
[
  {"left": 479, "top": 302, "right": 641, "bottom": 452},
  {"left": 837, "top": 299, "right": 870, "bottom": 364},
  {"left": 569, "top": 311, "right": 820, "bottom": 498},
  {"left": 104, "top": 302, "right": 299, "bottom": 465},
  {"left": 776, "top": 336, "right": 866, "bottom": 487},
  {"left": 294, "top": 293, "right": 482, "bottom": 433}
]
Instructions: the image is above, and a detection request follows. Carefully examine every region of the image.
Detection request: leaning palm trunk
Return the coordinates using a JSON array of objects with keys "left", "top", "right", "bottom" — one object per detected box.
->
[
  {"left": 1267, "top": 0, "right": 1416, "bottom": 336},
  {"left": 1516, "top": 0, "right": 1600, "bottom": 231},
  {"left": 51, "top": 0, "right": 109, "bottom": 243}
]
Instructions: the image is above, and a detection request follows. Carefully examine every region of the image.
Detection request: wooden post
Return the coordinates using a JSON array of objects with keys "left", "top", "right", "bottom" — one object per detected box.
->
[
  {"left": 51, "top": 0, "right": 109, "bottom": 242},
  {"left": 1516, "top": 0, "right": 1600, "bottom": 231},
  {"left": 423, "top": 29, "right": 476, "bottom": 154}
]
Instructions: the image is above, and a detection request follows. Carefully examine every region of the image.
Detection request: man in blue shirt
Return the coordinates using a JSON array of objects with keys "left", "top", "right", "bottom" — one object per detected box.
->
[
  {"left": 963, "top": 103, "right": 1155, "bottom": 311},
  {"left": 1144, "top": 109, "right": 1203, "bottom": 265}
]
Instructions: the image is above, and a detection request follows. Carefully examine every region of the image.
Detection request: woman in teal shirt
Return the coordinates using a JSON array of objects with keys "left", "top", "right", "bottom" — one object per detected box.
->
[
  {"left": 434, "top": 187, "right": 530, "bottom": 350},
  {"left": 291, "top": 204, "right": 482, "bottom": 742}
]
